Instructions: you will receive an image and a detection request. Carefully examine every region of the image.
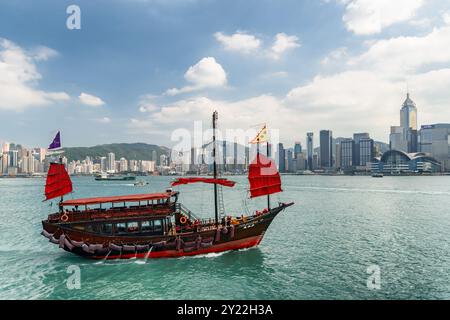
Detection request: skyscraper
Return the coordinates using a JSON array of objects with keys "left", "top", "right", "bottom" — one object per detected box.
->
[
  {"left": 420, "top": 124, "right": 450, "bottom": 171},
  {"left": 107, "top": 152, "right": 115, "bottom": 173},
  {"left": 294, "top": 142, "right": 302, "bottom": 156},
  {"left": 340, "top": 139, "right": 354, "bottom": 169},
  {"left": 320, "top": 130, "right": 333, "bottom": 168},
  {"left": 390, "top": 92, "right": 419, "bottom": 153},
  {"left": 307, "top": 132, "right": 313, "bottom": 171},
  {"left": 353, "top": 133, "right": 370, "bottom": 166},
  {"left": 8, "top": 150, "right": 18, "bottom": 168},
  {"left": 401, "top": 93, "right": 418, "bottom": 130},
  {"left": 359, "top": 138, "right": 374, "bottom": 166},
  {"left": 222, "top": 141, "right": 227, "bottom": 171},
  {"left": 277, "top": 143, "right": 286, "bottom": 173}
]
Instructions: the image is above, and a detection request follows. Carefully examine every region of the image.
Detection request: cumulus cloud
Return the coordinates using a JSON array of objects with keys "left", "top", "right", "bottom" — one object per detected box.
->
[
  {"left": 0, "top": 38, "right": 70, "bottom": 111},
  {"left": 78, "top": 92, "right": 105, "bottom": 106},
  {"left": 214, "top": 32, "right": 261, "bottom": 54},
  {"left": 166, "top": 57, "right": 227, "bottom": 96},
  {"left": 348, "top": 25, "right": 450, "bottom": 74},
  {"left": 339, "top": 0, "right": 425, "bottom": 35},
  {"left": 269, "top": 33, "right": 300, "bottom": 60},
  {"left": 214, "top": 31, "right": 300, "bottom": 60}
]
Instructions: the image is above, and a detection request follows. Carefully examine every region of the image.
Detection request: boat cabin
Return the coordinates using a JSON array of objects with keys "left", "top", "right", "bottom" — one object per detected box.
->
[{"left": 48, "top": 191, "right": 179, "bottom": 224}]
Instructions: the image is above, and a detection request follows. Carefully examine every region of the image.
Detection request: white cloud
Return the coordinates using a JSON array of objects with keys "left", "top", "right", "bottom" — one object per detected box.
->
[
  {"left": 138, "top": 95, "right": 158, "bottom": 112},
  {"left": 166, "top": 57, "right": 227, "bottom": 96},
  {"left": 0, "top": 38, "right": 70, "bottom": 111},
  {"left": 214, "top": 31, "right": 300, "bottom": 60},
  {"left": 214, "top": 32, "right": 261, "bottom": 54},
  {"left": 443, "top": 12, "right": 450, "bottom": 25},
  {"left": 31, "top": 46, "right": 59, "bottom": 61},
  {"left": 78, "top": 92, "right": 105, "bottom": 106},
  {"left": 269, "top": 33, "right": 300, "bottom": 59},
  {"left": 349, "top": 26, "right": 450, "bottom": 74},
  {"left": 96, "top": 117, "right": 111, "bottom": 123},
  {"left": 321, "top": 47, "right": 348, "bottom": 65},
  {"left": 340, "top": 0, "right": 425, "bottom": 35}
]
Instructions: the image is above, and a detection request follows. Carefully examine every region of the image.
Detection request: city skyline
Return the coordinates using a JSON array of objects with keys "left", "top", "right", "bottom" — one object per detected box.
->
[{"left": 1, "top": 1, "right": 450, "bottom": 148}]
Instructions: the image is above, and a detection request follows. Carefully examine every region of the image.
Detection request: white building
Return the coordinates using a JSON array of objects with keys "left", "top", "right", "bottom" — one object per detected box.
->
[{"left": 107, "top": 152, "right": 115, "bottom": 173}]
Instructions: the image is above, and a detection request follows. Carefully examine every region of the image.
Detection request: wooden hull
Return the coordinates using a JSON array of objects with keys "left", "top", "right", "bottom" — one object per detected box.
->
[{"left": 41, "top": 203, "right": 293, "bottom": 260}]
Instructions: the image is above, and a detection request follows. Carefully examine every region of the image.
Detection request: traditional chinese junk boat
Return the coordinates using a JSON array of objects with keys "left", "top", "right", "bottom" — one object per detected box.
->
[{"left": 41, "top": 113, "right": 294, "bottom": 259}]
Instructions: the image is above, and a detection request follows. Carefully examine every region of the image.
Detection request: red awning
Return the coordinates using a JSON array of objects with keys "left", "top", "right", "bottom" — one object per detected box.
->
[
  {"left": 171, "top": 177, "right": 236, "bottom": 187},
  {"left": 61, "top": 192, "right": 177, "bottom": 206}
]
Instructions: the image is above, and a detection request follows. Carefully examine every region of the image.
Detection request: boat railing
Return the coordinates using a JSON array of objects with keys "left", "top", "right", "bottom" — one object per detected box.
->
[{"left": 175, "top": 203, "right": 201, "bottom": 221}]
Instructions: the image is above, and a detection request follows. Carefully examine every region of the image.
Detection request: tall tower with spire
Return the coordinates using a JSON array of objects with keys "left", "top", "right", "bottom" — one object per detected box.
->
[{"left": 400, "top": 92, "right": 418, "bottom": 131}]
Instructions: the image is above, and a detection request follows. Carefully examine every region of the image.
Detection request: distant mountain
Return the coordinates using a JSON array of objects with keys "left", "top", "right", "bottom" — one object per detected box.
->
[{"left": 64, "top": 143, "right": 171, "bottom": 162}]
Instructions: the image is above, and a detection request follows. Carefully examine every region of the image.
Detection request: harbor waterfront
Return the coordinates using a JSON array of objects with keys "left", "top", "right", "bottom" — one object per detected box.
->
[{"left": 0, "top": 175, "right": 449, "bottom": 299}]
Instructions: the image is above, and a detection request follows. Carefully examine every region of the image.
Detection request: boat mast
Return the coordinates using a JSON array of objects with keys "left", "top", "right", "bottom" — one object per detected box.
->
[
  {"left": 256, "top": 130, "right": 271, "bottom": 211},
  {"left": 266, "top": 141, "right": 271, "bottom": 210},
  {"left": 212, "top": 111, "right": 219, "bottom": 227},
  {"left": 59, "top": 154, "right": 64, "bottom": 212}
]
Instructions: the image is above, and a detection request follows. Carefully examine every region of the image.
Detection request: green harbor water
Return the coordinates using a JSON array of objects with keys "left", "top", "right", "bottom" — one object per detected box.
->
[{"left": 0, "top": 175, "right": 449, "bottom": 300}]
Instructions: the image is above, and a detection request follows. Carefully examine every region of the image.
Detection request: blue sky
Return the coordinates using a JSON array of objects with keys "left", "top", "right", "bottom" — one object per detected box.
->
[{"left": 1, "top": 0, "right": 450, "bottom": 148}]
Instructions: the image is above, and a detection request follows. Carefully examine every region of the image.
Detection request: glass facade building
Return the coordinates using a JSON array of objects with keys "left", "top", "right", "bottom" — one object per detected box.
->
[
  {"left": 419, "top": 124, "right": 450, "bottom": 171},
  {"left": 320, "top": 130, "right": 333, "bottom": 168}
]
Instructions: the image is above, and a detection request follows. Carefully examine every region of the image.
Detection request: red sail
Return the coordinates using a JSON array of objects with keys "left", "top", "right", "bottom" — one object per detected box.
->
[
  {"left": 45, "top": 163, "right": 73, "bottom": 201},
  {"left": 248, "top": 154, "right": 282, "bottom": 198},
  {"left": 171, "top": 177, "right": 236, "bottom": 187}
]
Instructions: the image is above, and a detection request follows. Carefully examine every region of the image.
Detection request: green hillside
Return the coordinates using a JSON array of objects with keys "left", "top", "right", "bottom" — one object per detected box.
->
[{"left": 64, "top": 143, "right": 170, "bottom": 162}]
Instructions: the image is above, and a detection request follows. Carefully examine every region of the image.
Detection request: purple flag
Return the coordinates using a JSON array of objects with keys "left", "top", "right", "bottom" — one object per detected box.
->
[{"left": 48, "top": 131, "right": 61, "bottom": 150}]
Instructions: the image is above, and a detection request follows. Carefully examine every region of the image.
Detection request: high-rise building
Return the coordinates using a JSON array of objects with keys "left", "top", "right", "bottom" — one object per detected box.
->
[
  {"left": 294, "top": 142, "right": 302, "bottom": 157},
  {"left": 100, "top": 157, "right": 107, "bottom": 172},
  {"left": 320, "top": 130, "right": 333, "bottom": 168},
  {"left": 419, "top": 124, "right": 450, "bottom": 171},
  {"left": 287, "top": 149, "right": 294, "bottom": 173},
  {"left": 391, "top": 92, "right": 418, "bottom": 153},
  {"left": 1, "top": 153, "right": 9, "bottom": 174},
  {"left": 107, "top": 152, "right": 115, "bottom": 172},
  {"left": 359, "top": 138, "right": 374, "bottom": 167},
  {"left": 221, "top": 141, "right": 227, "bottom": 171},
  {"left": 277, "top": 143, "right": 286, "bottom": 173},
  {"left": 8, "top": 150, "right": 18, "bottom": 168},
  {"left": 340, "top": 139, "right": 354, "bottom": 169},
  {"left": 401, "top": 93, "right": 418, "bottom": 131},
  {"left": 353, "top": 133, "right": 370, "bottom": 166},
  {"left": 390, "top": 126, "right": 408, "bottom": 152},
  {"left": 307, "top": 132, "right": 313, "bottom": 171},
  {"left": 119, "top": 157, "right": 128, "bottom": 172},
  {"left": 2, "top": 142, "right": 9, "bottom": 154},
  {"left": 335, "top": 142, "right": 341, "bottom": 169},
  {"left": 233, "top": 142, "right": 238, "bottom": 171}
]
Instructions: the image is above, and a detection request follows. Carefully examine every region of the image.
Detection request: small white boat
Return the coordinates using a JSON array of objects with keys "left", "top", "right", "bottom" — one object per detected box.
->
[{"left": 134, "top": 180, "right": 149, "bottom": 186}]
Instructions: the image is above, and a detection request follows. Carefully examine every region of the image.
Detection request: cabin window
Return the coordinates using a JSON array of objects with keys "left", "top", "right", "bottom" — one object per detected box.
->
[
  {"left": 127, "top": 222, "right": 139, "bottom": 233},
  {"left": 116, "top": 223, "right": 127, "bottom": 234},
  {"left": 153, "top": 219, "right": 162, "bottom": 232},
  {"left": 102, "top": 223, "right": 112, "bottom": 234},
  {"left": 141, "top": 221, "right": 152, "bottom": 232}
]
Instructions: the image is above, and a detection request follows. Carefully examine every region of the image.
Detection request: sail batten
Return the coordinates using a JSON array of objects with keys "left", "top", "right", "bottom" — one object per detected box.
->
[
  {"left": 248, "top": 154, "right": 282, "bottom": 199},
  {"left": 45, "top": 163, "right": 73, "bottom": 201}
]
